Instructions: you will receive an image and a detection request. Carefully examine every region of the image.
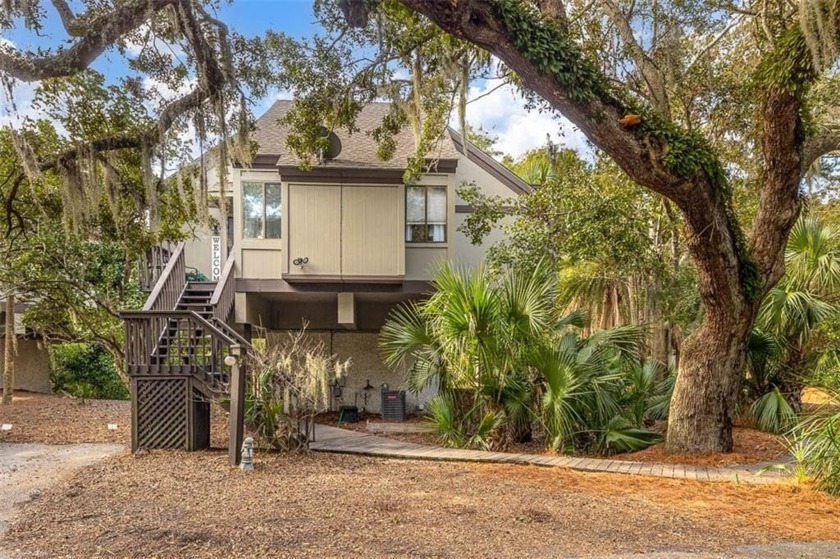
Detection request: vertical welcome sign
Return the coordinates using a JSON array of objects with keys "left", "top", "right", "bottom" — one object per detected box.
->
[{"left": 211, "top": 236, "right": 222, "bottom": 281}]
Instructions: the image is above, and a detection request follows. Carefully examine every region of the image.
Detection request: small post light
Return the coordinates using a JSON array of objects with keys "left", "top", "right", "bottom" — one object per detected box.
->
[
  {"left": 224, "top": 355, "right": 237, "bottom": 367},
  {"left": 240, "top": 437, "right": 255, "bottom": 472}
]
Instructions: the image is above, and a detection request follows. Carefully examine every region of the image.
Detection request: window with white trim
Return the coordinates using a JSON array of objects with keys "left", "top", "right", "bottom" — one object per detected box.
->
[
  {"left": 242, "top": 182, "right": 281, "bottom": 239},
  {"left": 406, "top": 186, "right": 446, "bottom": 243}
]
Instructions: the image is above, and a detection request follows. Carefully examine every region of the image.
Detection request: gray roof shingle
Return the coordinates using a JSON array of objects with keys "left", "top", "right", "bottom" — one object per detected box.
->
[{"left": 253, "top": 100, "right": 460, "bottom": 168}]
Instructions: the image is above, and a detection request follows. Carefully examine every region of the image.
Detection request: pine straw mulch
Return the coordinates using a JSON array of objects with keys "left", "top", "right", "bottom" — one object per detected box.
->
[
  {"left": 0, "top": 392, "right": 231, "bottom": 448},
  {"left": 614, "top": 426, "right": 786, "bottom": 467},
  {"left": 2, "top": 393, "right": 789, "bottom": 467},
  {"left": 0, "top": 392, "right": 130, "bottom": 445},
  {"left": 5, "top": 449, "right": 839, "bottom": 559},
  {"left": 321, "top": 411, "right": 787, "bottom": 468}
]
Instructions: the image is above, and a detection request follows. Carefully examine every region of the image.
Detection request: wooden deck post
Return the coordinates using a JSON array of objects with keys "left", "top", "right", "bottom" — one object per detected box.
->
[{"left": 227, "top": 344, "right": 245, "bottom": 466}]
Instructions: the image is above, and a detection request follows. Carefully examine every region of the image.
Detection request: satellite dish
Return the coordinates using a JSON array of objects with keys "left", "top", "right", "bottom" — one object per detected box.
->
[{"left": 316, "top": 126, "right": 342, "bottom": 162}]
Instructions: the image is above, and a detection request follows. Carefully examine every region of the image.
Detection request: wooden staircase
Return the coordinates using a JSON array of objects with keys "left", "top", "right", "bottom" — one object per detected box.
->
[
  {"left": 175, "top": 281, "right": 217, "bottom": 320},
  {"left": 121, "top": 242, "right": 251, "bottom": 464}
]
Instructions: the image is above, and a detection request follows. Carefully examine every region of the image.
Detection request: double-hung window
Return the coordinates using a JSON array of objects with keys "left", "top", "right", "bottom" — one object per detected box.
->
[
  {"left": 406, "top": 186, "right": 446, "bottom": 243},
  {"left": 242, "top": 182, "right": 281, "bottom": 239}
]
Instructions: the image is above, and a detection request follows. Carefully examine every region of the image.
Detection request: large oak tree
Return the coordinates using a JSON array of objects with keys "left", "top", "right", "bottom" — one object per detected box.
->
[
  {"left": 379, "top": 0, "right": 840, "bottom": 452},
  {"left": 2, "top": 0, "right": 839, "bottom": 452}
]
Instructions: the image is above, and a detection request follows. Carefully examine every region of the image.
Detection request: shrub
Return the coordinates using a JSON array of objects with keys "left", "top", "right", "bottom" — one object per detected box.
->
[
  {"left": 246, "top": 329, "right": 350, "bottom": 451},
  {"left": 50, "top": 343, "right": 128, "bottom": 400},
  {"left": 790, "top": 398, "right": 840, "bottom": 495},
  {"left": 381, "top": 263, "right": 664, "bottom": 455}
]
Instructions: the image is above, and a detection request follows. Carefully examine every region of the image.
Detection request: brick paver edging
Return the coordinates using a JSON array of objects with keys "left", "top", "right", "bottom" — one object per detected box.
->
[{"left": 309, "top": 424, "right": 791, "bottom": 484}]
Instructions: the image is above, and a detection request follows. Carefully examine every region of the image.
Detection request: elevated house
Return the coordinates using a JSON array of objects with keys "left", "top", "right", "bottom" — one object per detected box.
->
[{"left": 123, "top": 101, "right": 530, "bottom": 462}]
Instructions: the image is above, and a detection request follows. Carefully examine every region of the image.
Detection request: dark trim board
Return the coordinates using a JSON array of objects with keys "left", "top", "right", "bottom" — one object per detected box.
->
[
  {"left": 236, "top": 278, "right": 431, "bottom": 293},
  {"left": 447, "top": 128, "right": 533, "bottom": 196},
  {"left": 234, "top": 154, "right": 282, "bottom": 169},
  {"left": 282, "top": 274, "right": 405, "bottom": 284},
  {"left": 278, "top": 166, "right": 405, "bottom": 184}
]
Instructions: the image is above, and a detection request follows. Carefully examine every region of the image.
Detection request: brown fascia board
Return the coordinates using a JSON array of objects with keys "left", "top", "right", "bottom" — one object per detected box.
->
[
  {"left": 447, "top": 128, "right": 533, "bottom": 196},
  {"left": 232, "top": 154, "right": 282, "bottom": 169},
  {"left": 275, "top": 160, "right": 458, "bottom": 184},
  {"left": 237, "top": 278, "right": 431, "bottom": 294}
]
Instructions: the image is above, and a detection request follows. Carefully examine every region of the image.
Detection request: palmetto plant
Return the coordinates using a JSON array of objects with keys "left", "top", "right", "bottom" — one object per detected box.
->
[
  {"left": 744, "top": 216, "right": 840, "bottom": 431},
  {"left": 380, "top": 263, "right": 665, "bottom": 454},
  {"left": 790, "top": 396, "right": 840, "bottom": 495}
]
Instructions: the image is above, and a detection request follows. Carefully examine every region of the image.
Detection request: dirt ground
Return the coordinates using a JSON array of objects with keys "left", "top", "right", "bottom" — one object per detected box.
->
[
  {"left": 5, "top": 449, "right": 840, "bottom": 559},
  {"left": 0, "top": 443, "right": 123, "bottom": 539},
  {"left": 0, "top": 392, "right": 130, "bottom": 445},
  {"left": 0, "top": 392, "right": 230, "bottom": 448},
  {"left": 1, "top": 394, "right": 838, "bottom": 558}
]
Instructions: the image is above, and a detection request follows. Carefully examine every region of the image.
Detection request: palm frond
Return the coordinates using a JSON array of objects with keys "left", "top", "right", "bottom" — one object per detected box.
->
[{"left": 750, "top": 388, "right": 797, "bottom": 433}]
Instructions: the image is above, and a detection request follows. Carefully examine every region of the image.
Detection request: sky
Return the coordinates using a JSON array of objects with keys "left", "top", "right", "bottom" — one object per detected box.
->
[{"left": 0, "top": 0, "right": 588, "bottom": 161}]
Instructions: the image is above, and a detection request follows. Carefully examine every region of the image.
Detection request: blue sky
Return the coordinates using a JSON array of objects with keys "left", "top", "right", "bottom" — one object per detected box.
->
[{"left": 1, "top": 1, "right": 586, "bottom": 160}]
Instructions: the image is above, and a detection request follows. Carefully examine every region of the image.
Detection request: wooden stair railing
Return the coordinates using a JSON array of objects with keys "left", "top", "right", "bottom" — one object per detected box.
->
[
  {"left": 124, "top": 242, "right": 254, "bottom": 464},
  {"left": 138, "top": 241, "right": 178, "bottom": 292},
  {"left": 210, "top": 248, "right": 236, "bottom": 323},
  {"left": 142, "top": 242, "right": 187, "bottom": 312}
]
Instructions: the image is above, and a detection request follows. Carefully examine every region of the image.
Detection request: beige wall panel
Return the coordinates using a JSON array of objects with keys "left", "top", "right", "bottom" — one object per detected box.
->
[
  {"left": 405, "top": 247, "right": 447, "bottom": 281},
  {"left": 241, "top": 249, "right": 283, "bottom": 279},
  {"left": 341, "top": 186, "right": 404, "bottom": 277},
  {"left": 452, "top": 154, "right": 518, "bottom": 270},
  {"left": 1, "top": 339, "right": 51, "bottom": 393},
  {"left": 287, "top": 184, "right": 342, "bottom": 276}
]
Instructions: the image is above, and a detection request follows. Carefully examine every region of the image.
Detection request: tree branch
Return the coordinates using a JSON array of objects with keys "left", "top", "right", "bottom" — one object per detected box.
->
[
  {"left": 600, "top": 0, "right": 671, "bottom": 118},
  {"left": 534, "top": 0, "right": 568, "bottom": 28},
  {"left": 50, "top": 0, "right": 81, "bottom": 36},
  {"left": 802, "top": 125, "right": 840, "bottom": 171},
  {"left": 0, "top": 0, "right": 179, "bottom": 82}
]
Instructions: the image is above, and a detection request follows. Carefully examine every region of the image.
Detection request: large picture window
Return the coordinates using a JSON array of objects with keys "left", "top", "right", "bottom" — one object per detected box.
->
[
  {"left": 242, "top": 182, "right": 281, "bottom": 239},
  {"left": 406, "top": 186, "right": 446, "bottom": 243}
]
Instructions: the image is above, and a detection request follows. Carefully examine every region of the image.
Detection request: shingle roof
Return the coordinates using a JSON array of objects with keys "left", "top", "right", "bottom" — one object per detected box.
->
[
  {"left": 253, "top": 100, "right": 460, "bottom": 168},
  {"left": 252, "top": 99, "right": 532, "bottom": 195}
]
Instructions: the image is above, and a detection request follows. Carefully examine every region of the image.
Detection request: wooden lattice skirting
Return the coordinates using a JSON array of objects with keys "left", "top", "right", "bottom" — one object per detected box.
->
[{"left": 131, "top": 376, "right": 211, "bottom": 452}]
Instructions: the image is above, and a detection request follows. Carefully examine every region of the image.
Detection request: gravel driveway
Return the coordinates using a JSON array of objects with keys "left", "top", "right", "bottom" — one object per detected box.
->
[{"left": 0, "top": 443, "right": 125, "bottom": 558}]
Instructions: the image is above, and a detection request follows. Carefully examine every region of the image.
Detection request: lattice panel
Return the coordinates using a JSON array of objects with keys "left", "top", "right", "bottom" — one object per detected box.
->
[{"left": 136, "top": 378, "right": 187, "bottom": 450}]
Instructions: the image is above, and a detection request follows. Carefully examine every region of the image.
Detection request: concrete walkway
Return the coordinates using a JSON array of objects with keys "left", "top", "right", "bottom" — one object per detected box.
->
[{"left": 309, "top": 424, "right": 791, "bottom": 484}]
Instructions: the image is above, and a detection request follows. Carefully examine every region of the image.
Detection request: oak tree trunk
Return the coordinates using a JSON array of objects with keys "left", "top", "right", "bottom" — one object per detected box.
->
[
  {"left": 666, "top": 307, "right": 755, "bottom": 452},
  {"left": 2, "top": 295, "right": 15, "bottom": 405}
]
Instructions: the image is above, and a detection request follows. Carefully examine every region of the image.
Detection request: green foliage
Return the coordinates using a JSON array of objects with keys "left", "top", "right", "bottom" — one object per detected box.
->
[
  {"left": 426, "top": 394, "right": 465, "bottom": 447},
  {"left": 750, "top": 388, "right": 797, "bottom": 433},
  {"left": 754, "top": 26, "right": 818, "bottom": 96},
  {"left": 50, "top": 344, "right": 129, "bottom": 401},
  {"left": 456, "top": 182, "right": 511, "bottom": 246},
  {"left": 790, "top": 399, "right": 840, "bottom": 495},
  {"left": 381, "top": 262, "right": 665, "bottom": 455},
  {"left": 744, "top": 215, "right": 840, "bottom": 431},
  {"left": 491, "top": 0, "right": 608, "bottom": 104},
  {"left": 265, "top": 0, "right": 492, "bottom": 180}
]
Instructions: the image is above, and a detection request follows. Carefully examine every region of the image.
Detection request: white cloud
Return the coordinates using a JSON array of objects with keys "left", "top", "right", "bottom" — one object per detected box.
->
[
  {"left": 0, "top": 80, "right": 41, "bottom": 128},
  {"left": 463, "top": 78, "right": 590, "bottom": 160},
  {"left": 124, "top": 23, "right": 185, "bottom": 59}
]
